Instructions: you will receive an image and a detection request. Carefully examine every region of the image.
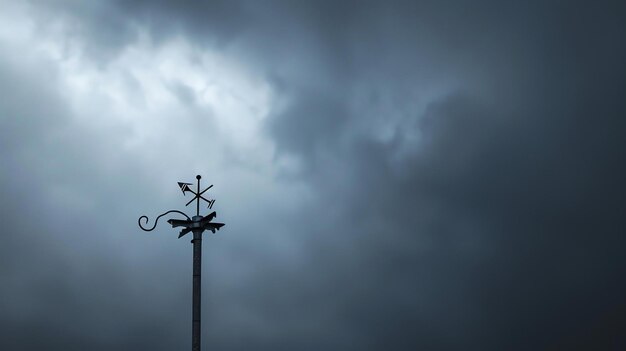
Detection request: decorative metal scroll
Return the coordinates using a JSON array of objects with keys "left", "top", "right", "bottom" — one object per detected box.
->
[{"left": 138, "top": 210, "right": 191, "bottom": 232}]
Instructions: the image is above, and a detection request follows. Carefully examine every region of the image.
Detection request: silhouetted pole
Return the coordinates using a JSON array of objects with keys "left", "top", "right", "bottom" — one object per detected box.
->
[
  {"left": 192, "top": 175, "right": 202, "bottom": 351},
  {"left": 138, "top": 174, "right": 225, "bottom": 351},
  {"left": 192, "top": 227, "right": 202, "bottom": 351}
]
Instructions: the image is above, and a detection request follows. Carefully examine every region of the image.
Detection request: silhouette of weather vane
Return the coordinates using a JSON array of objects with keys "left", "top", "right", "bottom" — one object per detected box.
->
[
  {"left": 138, "top": 175, "right": 224, "bottom": 237},
  {"left": 178, "top": 177, "right": 216, "bottom": 216},
  {"left": 138, "top": 175, "right": 225, "bottom": 351}
]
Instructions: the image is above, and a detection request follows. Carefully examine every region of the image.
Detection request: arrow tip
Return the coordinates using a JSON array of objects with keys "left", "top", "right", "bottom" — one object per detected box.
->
[{"left": 178, "top": 182, "right": 192, "bottom": 194}]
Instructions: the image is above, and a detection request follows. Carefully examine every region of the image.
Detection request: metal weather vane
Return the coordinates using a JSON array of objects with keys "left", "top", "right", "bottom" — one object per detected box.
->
[{"left": 138, "top": 175, "right": 224, "bottom": 351}]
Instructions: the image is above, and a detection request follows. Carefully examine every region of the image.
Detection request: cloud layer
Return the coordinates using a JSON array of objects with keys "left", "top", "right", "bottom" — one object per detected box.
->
[{"left": 1, "top": 1, "right": 626, "bottom": 350}]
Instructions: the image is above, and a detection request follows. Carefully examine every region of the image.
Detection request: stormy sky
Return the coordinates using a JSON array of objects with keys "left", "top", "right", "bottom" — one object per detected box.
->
[{"left": 1, "top": 1, "right": 625, "bottom": 350}]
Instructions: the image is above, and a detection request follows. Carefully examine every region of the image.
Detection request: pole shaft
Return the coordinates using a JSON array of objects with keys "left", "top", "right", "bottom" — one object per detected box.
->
[{"left": 192, "top": 231, "right": 202, "bottom": 351}]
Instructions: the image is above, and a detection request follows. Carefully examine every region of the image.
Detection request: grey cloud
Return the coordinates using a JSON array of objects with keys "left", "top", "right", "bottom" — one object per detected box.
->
[{"left": 0, "top": 47, "right": 184, "bottom": 350}]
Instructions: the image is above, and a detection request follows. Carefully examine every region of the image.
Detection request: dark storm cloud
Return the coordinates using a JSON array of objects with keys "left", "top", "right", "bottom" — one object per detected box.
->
[
  {"left": 281, "top": 3, "right": 626, "bottom": 348},
  {"left": 3, "top": 1, "right": 626, "bottom": 350}
]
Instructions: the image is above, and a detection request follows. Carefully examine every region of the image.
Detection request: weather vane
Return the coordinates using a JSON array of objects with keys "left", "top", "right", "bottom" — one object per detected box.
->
[{"left": 138, "top": 175, "right": 224, "bottom": 351}]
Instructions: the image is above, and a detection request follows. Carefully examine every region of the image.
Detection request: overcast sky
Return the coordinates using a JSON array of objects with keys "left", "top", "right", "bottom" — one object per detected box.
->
[{"left": 1, "top": 1, "right": 625, "bottom": 350}]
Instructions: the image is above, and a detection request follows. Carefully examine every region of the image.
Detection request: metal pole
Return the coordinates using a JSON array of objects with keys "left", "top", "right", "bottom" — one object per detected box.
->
[
  {"left": 192, "top": 229, "right": 202, "bottom": 351},
  {"left": 193, "top": 175, "right": 202, "bottom": 351}
]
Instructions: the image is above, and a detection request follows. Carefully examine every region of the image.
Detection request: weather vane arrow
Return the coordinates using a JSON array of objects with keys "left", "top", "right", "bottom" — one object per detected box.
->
[
  {"left": 178, "top": 182, "right": 193, "bottom": 194},
  {"left": 138, "top": 174, "right": 225, "bottom": 351}
]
